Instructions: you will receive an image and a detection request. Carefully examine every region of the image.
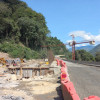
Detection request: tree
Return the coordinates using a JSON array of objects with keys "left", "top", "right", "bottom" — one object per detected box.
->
[
  {"left": 75, "top": 50, "right": 95, "bottom": 61},
  {"left": 0, "top": 0, "right": 49, "bottom": 50},
  {"left": 0, "top": 2, "right": 12, "bottom": 17},
  {"left": 75, "top": 50, "right": 81, "bottom": 61},
  {"left": 45, "top": 37, "right": 71, "bottom": 59},
  {"left": 17, "top": 16, "right": 49, "bottom": 49},
  {"left": 95, "top": 52, "right": 100, "bottom": 62},
  {"left": 0, "top": 18, "right": 20, "bottom": 42}
]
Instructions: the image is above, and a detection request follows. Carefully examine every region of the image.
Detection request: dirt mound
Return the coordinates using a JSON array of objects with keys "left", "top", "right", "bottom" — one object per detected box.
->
[{"left": 0, "top": 52, "right": 12, "bottom": 59}]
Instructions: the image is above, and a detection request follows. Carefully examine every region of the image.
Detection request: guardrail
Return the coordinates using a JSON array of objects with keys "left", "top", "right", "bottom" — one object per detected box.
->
[{"left": 56, "top": 59, "right": 100, "bottom": 100}]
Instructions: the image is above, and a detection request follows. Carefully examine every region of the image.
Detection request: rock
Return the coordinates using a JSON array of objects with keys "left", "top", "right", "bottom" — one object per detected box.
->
[
  {"left": 15, "top": 97, "right": 24, "bottom": 100},
  {"left": 22, "top": 78, "right": 32, "bottom": 81},
  {"left": 11, "top": 74, "right": 17, "bottom": 81},
  {"left": 16, "top": 75, "right": 22, "bottom": 80},
  {"left": 4, "top": 74, "right": 11, "bottom": 81},
  {"left": 1, "top": 95, "right": 24, "bottom": 100},
  {"left": 40, "top": 76, "right": 44, "bottom": 79},
  {"left": 22, "top": 78, "right": 26, "bottom": 81}
]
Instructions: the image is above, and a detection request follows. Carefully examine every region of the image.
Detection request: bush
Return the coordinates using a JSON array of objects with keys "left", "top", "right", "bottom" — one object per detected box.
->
[{"left": 0, "top": 42, "right": 40, "bottom": 59}]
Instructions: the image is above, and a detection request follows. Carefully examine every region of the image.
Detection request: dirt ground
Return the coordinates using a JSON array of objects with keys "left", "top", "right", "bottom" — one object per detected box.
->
[
  {"left": 0, "top": 59, "right": 64, "bottom": 100},
  {"left": 16, "top": 75, "right": 63, "bottom": 100},
  {"left": 0, "top": 75, "right": 63, "bottom": 100}
]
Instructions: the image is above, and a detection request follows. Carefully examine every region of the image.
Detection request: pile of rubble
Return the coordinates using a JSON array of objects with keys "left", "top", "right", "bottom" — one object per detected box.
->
[
  {"left": 0, "top": 95, "right": 24, "bottom": 100},
  {"left": 0, "top": 57, "right": 61, "bottom": 100}
]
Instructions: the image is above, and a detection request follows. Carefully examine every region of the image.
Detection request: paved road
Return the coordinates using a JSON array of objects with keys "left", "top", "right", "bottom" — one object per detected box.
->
[{"left": 65, "top": 61, "right": 100, "bottom": 100}]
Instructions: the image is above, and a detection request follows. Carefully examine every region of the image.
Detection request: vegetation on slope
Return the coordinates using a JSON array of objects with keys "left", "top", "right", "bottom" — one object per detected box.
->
[
  {"left": 45, "top": 37, "right": 72, "bottom": 59},
  {"left": 95, "top": 52, "right": 100, "bottom": 62},
  {"left": 0, "top": 41, "right": 40, "bottom": 59},
  {"left": 75, "top": 50, "right": 95, "bottom": 61},
  {"left": 0, "top": 0, "right": 70, "bottom": 59},
  {"left": 90, "top": 44, "right": 100, "bottom": 56},
  {"left": 89, "top": 44, "right": 100, "bottom": 61},
  {"left": 0, "top": 0, "right": 49, "bottom": 48}
]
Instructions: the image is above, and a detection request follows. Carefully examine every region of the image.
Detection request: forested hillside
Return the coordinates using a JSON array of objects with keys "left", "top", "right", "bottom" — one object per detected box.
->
[
  {"left": 75, "top": 50, "right": 95, "bottom": 61},
  {"left": 0, "top": 0, "right": 70, "bottom": 59},
  {"left": 90, "top": 44, "right": 100, "bottom": 56},
  {"left": 0, "top": 0, "right": 49, "bottom": 48},
  {"left": 89, "top": 44, "right": 100, "bottom": 62}
]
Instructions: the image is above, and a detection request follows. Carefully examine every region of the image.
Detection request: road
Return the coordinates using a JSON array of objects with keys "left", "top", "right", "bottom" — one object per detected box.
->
[{"left": 65, "top": 61, "right": 100, "bottom": 100}]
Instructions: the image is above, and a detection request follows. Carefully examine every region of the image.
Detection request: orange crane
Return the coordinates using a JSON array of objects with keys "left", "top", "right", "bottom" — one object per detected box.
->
[
  {"left": 42, "top": 35, "right": 95, "bottom": 61},
  {"left": 69, "top": 34, "right": 95, "bottom": 60}
]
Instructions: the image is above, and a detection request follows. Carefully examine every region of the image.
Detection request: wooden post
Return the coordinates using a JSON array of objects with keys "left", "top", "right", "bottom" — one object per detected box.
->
[
  {"left": 20, "top": 67, "right": 23, "bottom": 77},
  {"left": 40, "top": 69, "right": 41, "bottom": 76},
  {"left": 32, "top": 69, "right": 34, "bottom": 77}
]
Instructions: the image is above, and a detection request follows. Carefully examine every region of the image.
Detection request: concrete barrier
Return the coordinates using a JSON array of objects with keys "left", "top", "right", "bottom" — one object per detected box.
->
[
  {"left": 60, "top": 60, "right": 64, "bottom": 66},
  {"left": 61, "top": 67, "right": 66, "bottom": 72},
  {"left": 56, "top": 59, "right": 60, "bottom": 66},
  {"left": 59, "top": 59, "right": 80, "bottom": 100},
  {"left": 60, "top": 72, "right": 68, "bottom": 81},
  {"left": 56, "top": 59, "right": 100, "bottom": 100},
  {"left": 61, "top": 81, "right": 80, "bottom": 100},
  {"left": 83, "top": 96, "right": 100, "bottom": 100}
]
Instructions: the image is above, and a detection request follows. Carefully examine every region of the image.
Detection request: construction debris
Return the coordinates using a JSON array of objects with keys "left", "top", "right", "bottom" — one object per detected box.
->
[
  {"left": 0, "top": 55, "right": 61, "bottom": 100},
  {"left": 0, "top": 77, "right": 19, "bottom": 88},
  {"left": 0, "top": 95, "right": 24, "bottom": 100},
  {"left": 0, "top": 89, "right": 34, "bottom": 100}
]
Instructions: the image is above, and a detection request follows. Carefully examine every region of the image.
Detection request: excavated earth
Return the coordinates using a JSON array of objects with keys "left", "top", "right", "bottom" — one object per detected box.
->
[{"left": 0, "top": 60, "right": 64, "bottom": 100}]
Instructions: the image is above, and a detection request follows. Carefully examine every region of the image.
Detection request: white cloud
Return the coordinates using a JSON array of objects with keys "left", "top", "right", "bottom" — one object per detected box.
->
[
  {"left": 69, "top": 31, "right": 100, "bottom": 42},
  {"left": 75, "top": 44, "right": 86, "bottom": 47},
  {"left": 66, "top": 40, "right": 72, "bottom": 43},
  {"left": 75, "top": 44, "right": 81, "bottom": 47},
  {"left": 81, "top": 44, "right": 86, "bottom": 46}
]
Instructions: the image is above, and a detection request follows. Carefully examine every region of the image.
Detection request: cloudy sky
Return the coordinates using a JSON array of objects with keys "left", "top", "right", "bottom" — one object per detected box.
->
[{"left": 22, "top": 0, "right": 100, "bottom": 48}]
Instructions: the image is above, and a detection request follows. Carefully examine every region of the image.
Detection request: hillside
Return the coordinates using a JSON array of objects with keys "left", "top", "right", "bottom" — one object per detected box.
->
[
  {"left": 0, "top": 0, "right": 71, "bottom": 59},
  {"left": 90, "top": 44, "right": 100, "bottom": 56},
  {"left": 0, "top": 0, "right": 49, "bottom": 49}
]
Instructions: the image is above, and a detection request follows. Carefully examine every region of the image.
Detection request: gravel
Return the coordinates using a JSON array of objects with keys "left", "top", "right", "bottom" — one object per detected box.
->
[
  {"left": 0, "top": 76, "right": 19, "bottom": 88},
  {"left": 0, "top": 95, "right": 24, "bottom": 100}
]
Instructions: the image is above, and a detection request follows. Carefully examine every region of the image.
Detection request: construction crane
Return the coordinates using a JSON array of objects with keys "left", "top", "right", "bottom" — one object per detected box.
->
[
  {"left": 69, "top": 34, "right": 95, "bottom": 60},
  {"left": 42, "top": 35, "right": 95, "bottom": 61}
]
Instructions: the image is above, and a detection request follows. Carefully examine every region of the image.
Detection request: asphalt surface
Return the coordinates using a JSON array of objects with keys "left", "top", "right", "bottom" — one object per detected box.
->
[{"left": 65, "top": 61, "right": 100, "bottom": 100}]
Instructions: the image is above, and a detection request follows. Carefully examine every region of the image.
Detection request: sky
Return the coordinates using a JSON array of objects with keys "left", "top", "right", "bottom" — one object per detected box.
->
[{"left": 21, "top": 0, "right": 100, "bottom": 48}]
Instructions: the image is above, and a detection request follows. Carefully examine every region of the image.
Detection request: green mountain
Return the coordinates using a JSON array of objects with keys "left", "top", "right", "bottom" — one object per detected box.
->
[
  {"left": 69, "top": 45, "right": 95, "bottom": 52},
  {"left": 90, "top": 44, "right": 100, "bottom": 56}
]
